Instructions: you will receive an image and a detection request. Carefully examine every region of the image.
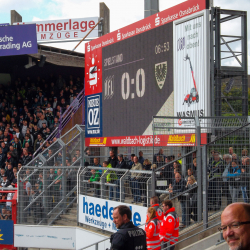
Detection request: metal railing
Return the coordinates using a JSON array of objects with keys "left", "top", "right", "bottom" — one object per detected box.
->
[
  {"left": 18, "top": 124, "right": 85, "bottom": 226},
  {"left": 17, "top": 166, "right": 80, "bottom": 225},
  {"left": 33, "top": 88, "right": 84, "bottom": 158},
  {"left": 79, "top": 166, "right": 153, "bottom": 206}
]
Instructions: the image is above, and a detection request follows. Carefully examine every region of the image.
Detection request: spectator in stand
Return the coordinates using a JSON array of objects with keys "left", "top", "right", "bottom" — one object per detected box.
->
[
  {"left": 107, "top": 150, "right": 118, "bottom": 169},
  {"left": 232, "top": 153, "right": 238, "bottom": 162},
  {"left": 142, "top": 159, "right": 152, "bottom": 171},
  {"left": 46, "top": 149, "right": 55, "bottom": 166},
  {"left": 185, "top": 168, "right": 194, "bottom": 183},
  {"left": 5, "top": 164, "right": 14, "bottom": 183},
  {"left": 192, "top": 158, "right": 197, "bottom": 176},
  {"left": 242, "top": 149, "right": 248, "bottom": 157},
  {"left": 138, "top": 151, "right": 144, "bottom": 165},
  {"left": 222, "top": 154, "right": 232, "bottom": 205},
  {"left": 127, "top": 154, "right": 135, "bottom": 169},
  {"left": 208, "top": 151, "right": 223, "bottom": 210},
  {"left": 20, "top": 148, "right": 32, "bottom": 166},
  {"left": 0, "top": 147, "right": 6, "bottom": 168},
  {"left": 34, "top": 134, "right": 44, "bottom": 152},
  {"left": 88, "top": 169, "right": 100, "bottom": 198},
  {"left": 0, "top": 174, "right": 11, "bottom": 187},
  {"left": 130, "top": 156, "right": 142, "bottom": 203},
  {"left": 169, "top": 173, "right": 186, "bottom": 228},
  {"left": 74, "top": 150, "right": 81, "bottom": 159},
  {"left": 37, "top": 115, "right": 47, "bottom": 129},
  {"left": 17, "top": 163, "right": 22, "bottom": 172},
  {"left": 54, "top": 169, "right": 62, "bottom": 203},
  {"left": 156, "top": 155, "right": 164, "bottom": 169},
  {"left": 186, "top": 175, "right": 197, "bottom": 223},
  {"left": 102, "top": 161, "right": 118, "bottom": 200},
  {"left": 116, "top": 154, "right": 127, "bottom": 169},
  {"left": 241, "top": 158, "right": 249, "bottom": 203},
  {"left": 154, "top": 148, "right": 166, "bottom": 163},
  {"left": 0, "top": 207, "right": 8, "bottom": 220},
  {"left": 229, "top": 147, "right": 234, "bottom": 156},
  {"left": 227, "top": 160, "right": 241, "bottom": 203}
]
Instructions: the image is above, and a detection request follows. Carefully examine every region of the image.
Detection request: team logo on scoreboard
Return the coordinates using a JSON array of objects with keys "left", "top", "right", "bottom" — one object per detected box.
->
[{"left": 155, "top": 61, "right": 167, "bottom": 89}]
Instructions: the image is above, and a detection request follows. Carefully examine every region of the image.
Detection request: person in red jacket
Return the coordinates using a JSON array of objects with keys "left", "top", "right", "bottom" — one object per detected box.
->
[
  {"left": 160, "top": 200, "right": 179, "bottom": 250},
  {"left": 145, "top": 207, "right": 161, "bottom": 250},
  {"left": 146, "top": 196, "right": 164, "bottom": 222}
]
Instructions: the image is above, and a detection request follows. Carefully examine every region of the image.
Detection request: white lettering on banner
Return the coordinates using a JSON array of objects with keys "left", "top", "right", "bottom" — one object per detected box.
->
[
  {"left": 78, "top": 195, "right": 147, "bottom": 233},
  {"left": 111, "top": 136, "right": 160, "bottom": 146},
  {"left": 14, "top": 17, "right": 98, "bottom": 42}
]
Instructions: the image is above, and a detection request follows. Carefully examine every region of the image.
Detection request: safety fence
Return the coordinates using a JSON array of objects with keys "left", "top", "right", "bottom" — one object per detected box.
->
[
  {"left": 79, "top": 166, "right": 153, "bottom": 207},
  {"left": 17, "top": 166, "right": 79, "bottom": 225},
  {"left": 18, "top": 125, "right": 85, "bottom": 225},
  {"left": 17, "top": 116, "right": 250, "bottom": 238}
]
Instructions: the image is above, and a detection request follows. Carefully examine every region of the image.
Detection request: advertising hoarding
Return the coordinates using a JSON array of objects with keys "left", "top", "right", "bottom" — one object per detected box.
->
[
  {"left": 85, "top": 0, "right": 209, "bottom": 145},
  {"left": 0, "top": 220, "right": 13, "bottom": 245},
  {"left": 78, "top": 195, "right": 147, "bottom": 233},
  {"left": 174, "top": 11, "right": 210, "bottom": 128},
  {"left": 14, "top": 17, "right": 99, "bottom": 42},
  {"left": 0, "top": 24, "right": 38, "bottom": 56},
  {"left": 14, "top": 224, "right": 109, "bottom": 249},
  {"left": 85, "top": 133, "right": 207, "bottom": 147}
]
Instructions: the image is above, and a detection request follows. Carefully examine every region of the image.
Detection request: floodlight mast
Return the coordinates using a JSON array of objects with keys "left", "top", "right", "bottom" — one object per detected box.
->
[{"left": 71, "top": 18, "right": 104, "bottom": 53}]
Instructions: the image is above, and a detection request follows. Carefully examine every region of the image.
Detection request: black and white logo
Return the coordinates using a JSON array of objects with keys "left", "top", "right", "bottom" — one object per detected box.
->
[{"left": 155, "top": 61, "right": 167, "bottom": 89}]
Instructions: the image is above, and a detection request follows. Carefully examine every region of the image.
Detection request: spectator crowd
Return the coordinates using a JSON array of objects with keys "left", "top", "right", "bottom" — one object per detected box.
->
[
  {"left": 85, "top": 146, "right": 250, "bottom": 229},
  {"left": 0, "top": 74, "right": 83, "bottom": 220}
]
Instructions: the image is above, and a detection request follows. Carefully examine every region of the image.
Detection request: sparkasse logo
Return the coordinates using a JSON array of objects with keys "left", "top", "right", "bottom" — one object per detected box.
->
[
  {"left": 155, "top": 14, "right": 160, "bottom": 26},
  {"left": 117, "top": 30, "right": 121, "bottom": 40}
]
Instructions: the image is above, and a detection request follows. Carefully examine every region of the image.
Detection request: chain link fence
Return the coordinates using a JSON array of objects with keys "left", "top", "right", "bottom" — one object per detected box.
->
[{"left": 17, "top": 117, "right": 250, "bottom": 233}]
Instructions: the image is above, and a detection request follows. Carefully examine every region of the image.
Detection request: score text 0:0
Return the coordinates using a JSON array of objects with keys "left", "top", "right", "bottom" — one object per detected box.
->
[{"left": 121, "top": 68, "right": 145, "bottom": 100}]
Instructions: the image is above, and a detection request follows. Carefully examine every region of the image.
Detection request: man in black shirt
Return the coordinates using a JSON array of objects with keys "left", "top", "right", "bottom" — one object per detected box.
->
[
  {"left": 108, "top": 150, "right": 118, "bottom": 169},
  {"left": 111, "top": 205, "right": 146, "bottom": 250}
]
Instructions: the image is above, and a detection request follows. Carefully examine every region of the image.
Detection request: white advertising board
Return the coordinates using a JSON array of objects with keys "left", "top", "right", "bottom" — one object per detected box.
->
[
  {"left": 78, "top": 195, "right": 147, "bottom": 233},
  {"left": 14, "top": 17, "right": 99, "bottom": 42},
  {"left": 14, "top": 224, "right": 109, "bottom": 250},
  {"left": 174, "top": 10, "right": 210, "bottom": 129}
]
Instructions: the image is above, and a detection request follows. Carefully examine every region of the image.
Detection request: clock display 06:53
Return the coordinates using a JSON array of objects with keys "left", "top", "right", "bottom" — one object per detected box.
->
[{"left": 155, "top": 42, "right": 170, "bottom": 54}]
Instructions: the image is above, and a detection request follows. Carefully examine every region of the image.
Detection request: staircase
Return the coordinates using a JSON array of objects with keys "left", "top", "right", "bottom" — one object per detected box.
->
[{"left": 53, "top": 203, "right": 78, "bottom": 227}]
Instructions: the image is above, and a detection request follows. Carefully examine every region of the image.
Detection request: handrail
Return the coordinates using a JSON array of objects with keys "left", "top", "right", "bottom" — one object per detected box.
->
[
  {"left": 33, "top": 127, "right": 59, "bottom": 158},
  {"left": 59, "top": 89, "right": 84, "bottom": 130},
  {"left": 33, "top": 88, "right": 84, "bottom": 159}
]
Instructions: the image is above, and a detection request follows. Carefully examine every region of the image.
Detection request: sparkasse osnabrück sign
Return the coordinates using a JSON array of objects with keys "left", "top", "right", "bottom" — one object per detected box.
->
[
  {"left": 78, "top": 195, "right": 147, "bottom": 233},
  {"left": 0, "top": 24, "right": 38, "bottom": 56}
]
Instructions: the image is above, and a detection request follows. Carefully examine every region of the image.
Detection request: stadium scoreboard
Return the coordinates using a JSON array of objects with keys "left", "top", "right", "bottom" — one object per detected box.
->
[{"left": 85, "top": 0, "right": 209, "bottom": 147}]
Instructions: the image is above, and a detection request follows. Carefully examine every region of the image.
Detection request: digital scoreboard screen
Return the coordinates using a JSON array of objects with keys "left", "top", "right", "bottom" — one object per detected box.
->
[
  {"left": 85, "top": 0, "right": 208, "bottom": 147},
  {"left": 102, "top": 23, "right": 173, "bottom": 137}
]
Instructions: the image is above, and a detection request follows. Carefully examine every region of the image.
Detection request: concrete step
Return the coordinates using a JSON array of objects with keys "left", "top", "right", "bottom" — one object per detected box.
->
[
  {"left": 181, "top": 232, "right": 223, "bottom": 250},
  {"left": 205, "top": 242, "right": 228, "bottom": 250},
  {"left": 54, "top": 218, "right": 77, "bottom": 226},
  {"left": 60, "top": 213, "right": 77, "bottom": 221}
]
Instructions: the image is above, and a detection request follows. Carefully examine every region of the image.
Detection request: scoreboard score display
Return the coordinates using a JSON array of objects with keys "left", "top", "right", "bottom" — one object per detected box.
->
[{"left": 85, "top": 0, "right": 209, "bottom": 147}]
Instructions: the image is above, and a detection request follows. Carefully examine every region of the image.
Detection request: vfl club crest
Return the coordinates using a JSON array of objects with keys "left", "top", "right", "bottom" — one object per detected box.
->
[{"left": 155, "top": 61, "right": 167, "bottom": 89}]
